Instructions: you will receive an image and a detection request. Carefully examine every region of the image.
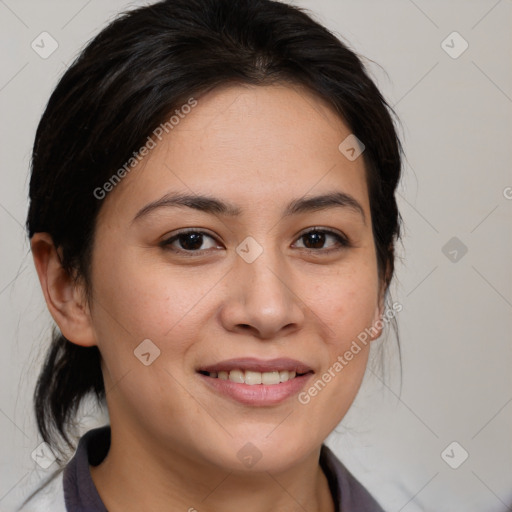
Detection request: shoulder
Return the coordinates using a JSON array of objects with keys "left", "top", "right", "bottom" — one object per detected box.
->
[
  {"left": 320, "top": 444, "right": 385, "bottom": 512},
  {"left": 16, "top": 470, "right": 66, "bottom": 512},
  {"left": 15, "top": 425, "right": 110, "bottom": 512}
]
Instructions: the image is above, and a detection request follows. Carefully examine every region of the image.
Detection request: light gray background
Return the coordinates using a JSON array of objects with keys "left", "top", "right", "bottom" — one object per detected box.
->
[{"left": 1, "top": 1, "right": 511, "bottom": 511}]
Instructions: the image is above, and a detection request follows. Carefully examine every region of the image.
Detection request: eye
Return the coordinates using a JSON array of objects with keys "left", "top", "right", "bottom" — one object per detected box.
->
[
  {"left": 160, "top": 229, "right": 222, "bottom": 254},
  {"left": 293, "top": 228, "right": 350, "bottom": 253},
  {"left": 160, "top": 227, "right": 350, "bottom": 256}
]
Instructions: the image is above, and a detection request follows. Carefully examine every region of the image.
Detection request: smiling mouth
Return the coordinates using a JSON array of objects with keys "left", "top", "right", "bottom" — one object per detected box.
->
[
  {"left": 198, "top": 369, "right": 311, "bottom": 385},
  {"left": 197, "top": 358, "right": 314, "bottom": 405}
]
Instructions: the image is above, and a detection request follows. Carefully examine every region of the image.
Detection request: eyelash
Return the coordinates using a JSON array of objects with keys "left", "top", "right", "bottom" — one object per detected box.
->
[{"left": 160, "top": 227, "right": 351, "bottom": 257}]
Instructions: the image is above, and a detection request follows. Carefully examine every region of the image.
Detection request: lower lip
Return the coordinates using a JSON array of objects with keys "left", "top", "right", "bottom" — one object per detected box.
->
[{"left": 198, "top": 373, "right": 313, "bottom": 406}]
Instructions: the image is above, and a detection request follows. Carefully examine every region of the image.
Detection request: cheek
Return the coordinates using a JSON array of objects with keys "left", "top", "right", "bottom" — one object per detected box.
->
[
  {"left": 91, "top": 251, "right": 213, "bottom": 340},
  {"left": 307, "top": 262, "right": 380, "bottom": 346},
  {"left": 296, "top": 271, "right": 378, "bottom": 436},
  {"left": 88, "top": 254, "right": 213, "bottom": 424},
  {"left": 88, "top": 250, "right": 237, "bottom": 404}
]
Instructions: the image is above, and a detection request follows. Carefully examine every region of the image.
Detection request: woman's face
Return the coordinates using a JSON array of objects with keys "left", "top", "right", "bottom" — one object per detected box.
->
[{"left": 87, "top": 84, "right": 384, "bottom": 472}]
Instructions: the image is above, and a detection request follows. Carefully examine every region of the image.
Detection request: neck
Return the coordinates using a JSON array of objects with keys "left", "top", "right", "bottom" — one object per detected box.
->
[{"left": 90, "top": 423, "right": 334, "bottom": 512}]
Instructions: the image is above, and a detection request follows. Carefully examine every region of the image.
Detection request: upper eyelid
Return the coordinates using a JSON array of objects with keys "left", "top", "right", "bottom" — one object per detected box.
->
[
  {"left": 292, "top": 228, "right": 350, "bottom": 249},
  {"left": 295, "top": 226, "right": 347, "bottom": 239}
]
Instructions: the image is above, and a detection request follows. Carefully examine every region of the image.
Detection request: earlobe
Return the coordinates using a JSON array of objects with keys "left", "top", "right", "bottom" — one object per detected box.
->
[
  {"left": 369, "top": 302, "right": 384, "bottom": 342},
  {"left": 369, "top": 280, "right": 388, "bottom": 342},
  {"left": 31, "top": 233, "right": 97, "bottom": 347},
  {"left": 369, "top": 256, "right": 393, "bottom": 341}
]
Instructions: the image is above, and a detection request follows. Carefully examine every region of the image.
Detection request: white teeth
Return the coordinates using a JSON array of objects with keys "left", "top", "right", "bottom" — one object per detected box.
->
[
  {"left": 245, "top": 371, "right": 262, "bottom": 385},
  {"left": 228, "top": 369, "right": 244, "bottom": 383},
  {"left": 261, "top": 371, "right": 280, "bottom": 385},
  {"left": 208, "top": 369, "right": 299, "bottom": 385},
  {"left": 279, "top": 370, "right": 290, "bottom": 383}
]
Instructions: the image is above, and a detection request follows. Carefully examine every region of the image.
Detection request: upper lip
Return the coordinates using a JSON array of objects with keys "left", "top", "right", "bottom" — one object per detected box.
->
[{"left": 197, "top": 358, "right": 313, "bottom": 375}]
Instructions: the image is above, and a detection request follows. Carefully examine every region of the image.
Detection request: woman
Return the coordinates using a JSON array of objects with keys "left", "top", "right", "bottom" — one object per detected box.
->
[{"left": 20, "top": 0, "right": 402, "bottom": 510}]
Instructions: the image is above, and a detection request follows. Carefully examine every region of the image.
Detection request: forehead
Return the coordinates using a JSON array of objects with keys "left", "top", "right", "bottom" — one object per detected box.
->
[{"left": 98, "top": 83, "right": 370, "bottom": 222}]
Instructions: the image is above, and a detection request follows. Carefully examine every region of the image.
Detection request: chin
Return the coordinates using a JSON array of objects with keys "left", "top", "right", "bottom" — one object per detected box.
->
[{"left": 196, "top": 428, "right": 321, "bottom": 474}]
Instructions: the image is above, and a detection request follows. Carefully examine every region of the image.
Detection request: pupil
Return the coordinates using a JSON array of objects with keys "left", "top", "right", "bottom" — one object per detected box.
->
[
  {"left": 304, "top": 231, "right": 325, "bottom": 249},
  {"left": 180, "top": 233, "right": 203, "bottom": 250}
]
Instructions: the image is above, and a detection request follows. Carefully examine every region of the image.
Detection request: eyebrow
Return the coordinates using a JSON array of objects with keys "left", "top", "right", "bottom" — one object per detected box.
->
[{"left": 132, "top": 191, "right": 366, "bottom": 224}]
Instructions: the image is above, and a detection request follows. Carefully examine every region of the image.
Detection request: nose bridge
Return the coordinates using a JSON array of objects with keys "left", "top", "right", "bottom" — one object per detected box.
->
[
  {"left": 241, "top": 245, "right": 288, "bottom": 306},
  {"left": 222, "top": 237, "right": 304, "bottom": 338}
]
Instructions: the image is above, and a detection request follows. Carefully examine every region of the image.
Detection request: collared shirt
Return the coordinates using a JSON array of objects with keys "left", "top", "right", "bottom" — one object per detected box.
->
[{"left": 18, "top": 426, "right": 385, "bottom": 511}]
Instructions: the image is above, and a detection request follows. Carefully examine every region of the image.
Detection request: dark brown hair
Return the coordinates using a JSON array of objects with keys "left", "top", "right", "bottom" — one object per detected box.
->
[{"left": 27, "top": 0, "right": 402, "bottom": 465}]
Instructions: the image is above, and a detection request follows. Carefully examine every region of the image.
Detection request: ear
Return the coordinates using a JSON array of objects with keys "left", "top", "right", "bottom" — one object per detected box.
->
[
  {"left": 31, "top": 233, "right": 97, "bottom": 347},
  {"left": 369, "top": 258, "right": 392, "bottom": 342},
  {"left": 368, "top": 298, "right": 385, "bottom": 342}
]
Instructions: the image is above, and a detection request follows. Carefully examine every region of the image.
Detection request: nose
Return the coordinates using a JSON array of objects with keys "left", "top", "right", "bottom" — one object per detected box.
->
[{"left": 218, "top": 246, "right": 305, "bottom": 340}]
